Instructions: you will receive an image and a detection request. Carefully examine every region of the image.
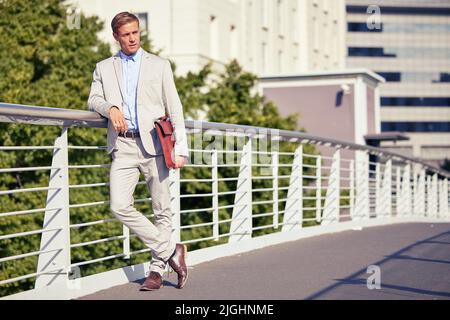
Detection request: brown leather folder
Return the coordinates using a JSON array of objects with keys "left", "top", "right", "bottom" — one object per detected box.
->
[{"left": 154, "top": 116, "right": 176, "bottom": 169}]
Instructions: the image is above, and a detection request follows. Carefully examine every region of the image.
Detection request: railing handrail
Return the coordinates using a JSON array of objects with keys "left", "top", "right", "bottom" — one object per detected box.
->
[
  {"left": 1, "top": 102, "right": 449, "bottom": 178},
  {"left": 1, "top": 102, "right": 449, "bottom": 299}
]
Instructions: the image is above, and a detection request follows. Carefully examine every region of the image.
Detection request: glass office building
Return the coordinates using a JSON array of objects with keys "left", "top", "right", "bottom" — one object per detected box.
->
[{"left": 346, "top": 0, "right": 450, "bottom": 167}]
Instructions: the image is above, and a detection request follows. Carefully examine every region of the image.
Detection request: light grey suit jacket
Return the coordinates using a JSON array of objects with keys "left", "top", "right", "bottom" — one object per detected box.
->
[{"left": 88, "top": 49, "right": 189, "bottom": 157}]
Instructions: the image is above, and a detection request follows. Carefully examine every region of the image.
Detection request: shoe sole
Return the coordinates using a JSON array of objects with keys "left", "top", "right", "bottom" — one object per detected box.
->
[
  {"left": 178, "top": 244, "right": 188, "bottom": 289},
  {"left": 179, "top": 272, "right": 188, "bottom": 289},
  {"left": 140, "top": 283, "right": 164, "bottom": 292}
]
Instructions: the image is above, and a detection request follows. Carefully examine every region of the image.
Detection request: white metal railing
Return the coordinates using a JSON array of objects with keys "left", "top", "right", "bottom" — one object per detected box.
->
[{"left": 0, "top": 102, "right": 450, "bottom": 299}]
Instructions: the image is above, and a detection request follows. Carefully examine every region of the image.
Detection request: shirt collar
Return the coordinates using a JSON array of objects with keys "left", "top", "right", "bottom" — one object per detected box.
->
[{"left": 119, "top": 47, "right": 142, "bottom": 62}]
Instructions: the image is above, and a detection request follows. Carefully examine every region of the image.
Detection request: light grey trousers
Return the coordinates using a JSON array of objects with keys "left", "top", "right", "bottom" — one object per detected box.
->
[{"left": 109, "top": 136, "right": 176, "bottom": 276}]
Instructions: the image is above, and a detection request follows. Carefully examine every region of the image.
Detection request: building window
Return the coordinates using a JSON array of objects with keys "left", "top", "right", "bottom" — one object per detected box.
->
[
  {"left": 312, "top": 17, "right": 319, "bottom": 52},
  {"left": 278, "top": 50, "right": 283, "bottom": 72},
  {"left": 376, "top": 72, "right": 450, "bottom": 83},
  {"left": 261, "top": 42, "right": 268, "bottom": 72},
  {"left": 436, "top": 73, "right": 450, "bottom": 83},
  {"left": 376, "top": 72, "right": 401, "bottom": 82},
  {"left": 136, "top": 12, "right": 149, "bottom": 33},
  {"left": 348, "top": 47, "right": 396, "bottom": 57},
  {"left": 293, "top": 43, "right": 299, "bottom": 70},
  {"left": 333, "top": 21, "right": 340, "bottom": 64},
  {"left": 349, "top": 21, "right": 450, "bottom": 34},
  {"left": 246, "top": 1, "right": 254, "bottom": 69},
  {"left": 348, "top": 22, "right": 383, "bottom": 32},
  {"left": 230, "top": 25, "right": 238, "bottom": 59},
  {"left": 350, "top": 46, "right": 450, "bottom": 59},
  {"left": 277, "top": 0, "right": 286, "bottom": 36},
  {"left": 210, "top": 15, "right": 219, "bottom": 60},
  {"left": 293, "top": 55, "right": 298, "bottom": 70},
  {"left": 292, "top": 7, "right": 298, "bottom": 40},
  {"left": 384, "top": 22, "right": 450, "bottom": 33},
  {"left": 323, "top": 21, "right": 330, "bottom": 58},
  {"left": 381, "top": 122, "right": 450, "bottom": 132},
  {"left": 347, "top": 5, "right": 450, "bottom": 16},
  {"left": 261, "top": 0, "right": 269, "bottom": 28},
  {"left": 381, "top": 97, "right": 450, "bottom": 107}
]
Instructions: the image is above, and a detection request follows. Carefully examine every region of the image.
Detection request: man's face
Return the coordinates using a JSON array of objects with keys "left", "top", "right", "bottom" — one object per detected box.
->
[{"left": 113, "top": 21, "right": 140, "bottom": 55}]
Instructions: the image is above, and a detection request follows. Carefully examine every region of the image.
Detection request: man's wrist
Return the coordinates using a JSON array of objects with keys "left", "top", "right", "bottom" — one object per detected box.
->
[{"left": 108, "top": 105, "right": 119, "bottom": 116}]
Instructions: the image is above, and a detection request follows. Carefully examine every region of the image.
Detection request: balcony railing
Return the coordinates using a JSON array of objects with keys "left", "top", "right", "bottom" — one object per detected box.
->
[{"left": 0, "top": 102, "right": 449, "bottom": 299}]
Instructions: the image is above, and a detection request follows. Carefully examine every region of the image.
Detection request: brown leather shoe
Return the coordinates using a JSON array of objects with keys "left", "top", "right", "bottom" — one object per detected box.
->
[
  {"left": 168, "top": 243, "right": 188, "bottom": 289},
  {"left": 140, "top": 271, "right": 163, "bottom": 291}
]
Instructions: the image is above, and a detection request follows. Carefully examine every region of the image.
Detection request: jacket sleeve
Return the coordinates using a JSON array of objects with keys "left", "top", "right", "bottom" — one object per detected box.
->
[
  {"left": 161, "top": 59, "right": 189, "bottom": 158},
  {"left": 88, "top": 63, "right": 115, "bottom": 118}
]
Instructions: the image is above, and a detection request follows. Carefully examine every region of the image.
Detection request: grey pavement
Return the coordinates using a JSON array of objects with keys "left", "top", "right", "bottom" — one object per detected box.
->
[{"left": 80, "top": 222, "right": 450, "bottom": 300}]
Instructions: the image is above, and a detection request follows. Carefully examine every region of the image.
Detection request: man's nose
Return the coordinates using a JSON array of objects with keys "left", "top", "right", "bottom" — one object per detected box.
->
[{"left": 129, "top": 35, "right": 136, "bottom": 43}]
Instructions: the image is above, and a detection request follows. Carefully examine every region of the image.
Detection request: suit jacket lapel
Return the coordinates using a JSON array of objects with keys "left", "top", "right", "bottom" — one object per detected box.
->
[
  {"left": 137, "top": 50, "right": 150, "bottom": 98},
  {"left": 113, "top": 53, "right": 124, "bottom": 100}
]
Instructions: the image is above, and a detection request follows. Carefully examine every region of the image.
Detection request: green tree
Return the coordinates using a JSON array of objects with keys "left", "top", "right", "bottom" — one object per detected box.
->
[
  {"left": 0, "top": 0, "right": 113, "bottom": 296},
  {"left": 176, "top": 60, "right": 319, "bottom": 246},
  {"left": 0, "top": 0, "right": 318, "bottom": 297}
]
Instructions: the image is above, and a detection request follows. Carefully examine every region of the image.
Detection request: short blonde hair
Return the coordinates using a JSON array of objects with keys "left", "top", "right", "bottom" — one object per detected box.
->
[{"left": 111, "top": 12, "right": 139, "bottom": 34}]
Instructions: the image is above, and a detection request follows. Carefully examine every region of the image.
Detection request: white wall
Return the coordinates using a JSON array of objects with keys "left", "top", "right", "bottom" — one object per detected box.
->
[{"left": 67, "top": 0, "right": 347, "bottom": 76}]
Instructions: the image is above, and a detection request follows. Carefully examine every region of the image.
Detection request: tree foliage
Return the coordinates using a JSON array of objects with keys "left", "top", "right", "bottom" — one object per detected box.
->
[
  {"left": 0, "top": 0, "right": 115, "bottom": 296},
  {"left": 0, "top": 0, "right": 317, "bottom": 297}
]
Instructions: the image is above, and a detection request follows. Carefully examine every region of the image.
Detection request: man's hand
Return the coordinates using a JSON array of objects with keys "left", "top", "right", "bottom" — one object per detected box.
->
[
  {"left": 109, "top": 106, "right": 128, "bottom": 134},
  {"left": 173, "top": 155, "right": 187, "bottom": 169}
]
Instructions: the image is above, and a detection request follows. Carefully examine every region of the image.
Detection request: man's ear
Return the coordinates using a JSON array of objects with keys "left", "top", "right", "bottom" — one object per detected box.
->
[{"left": 113, "top": 32, "right": 119, "bottom": 41}]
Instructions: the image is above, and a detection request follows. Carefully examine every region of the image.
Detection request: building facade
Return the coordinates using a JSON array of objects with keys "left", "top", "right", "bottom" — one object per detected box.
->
[
  {"left": 67, "top": 0, "right": 450, "bottom": 168},
  {"left": 259, "top": 70, "right": 384, "bottom": 160},
  {"left": 68, "top": 0, "right": 346, "bottom": 75},
  {"left": 346, "top": 0, "right": 450, "bottom": 166}
]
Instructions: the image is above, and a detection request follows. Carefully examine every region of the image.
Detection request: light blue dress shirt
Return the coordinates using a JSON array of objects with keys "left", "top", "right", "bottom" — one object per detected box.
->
[{"left": 119, "top": 48, "right": 143, "bottom": 131}]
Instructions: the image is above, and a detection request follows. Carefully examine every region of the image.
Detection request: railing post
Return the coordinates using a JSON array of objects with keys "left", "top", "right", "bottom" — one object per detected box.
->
[
  {"left": 438, "top": 179, "right": 444, "bottom": 218},
  {"left": 272, "top": 150, "right": 279, "bottom": 229},
  {"left": 413, "top": 165, "right": 425, "bottom": 217},
  {"left": 354, "top": 150, "right": 369, "bottom": 220},
  {"left": 399, "top": 164, "right": 412, "bottom": 217},
  {"left": 212, "top": 149, "right": 219, "bottom": 241},
  {"left": 282, "top": 144, "right": 303, "bottom": 231},
  {"left": 170, "top": 168, "right": 181, "bottom": 243},
  {"left": 416, "top": 168, "right": 426, "bottom": 218},
  {"left": 322, "top": 149, "right": 340, "bottom": 225},
  {"left": 430, "top": 174, "right": 438, "bottom": 218},
  {"left": 377, "top": 160, "right": 392, "bottom": 218},
  {"left": 122, "top": 226, "right": 130, "bottom": 260},
  {"left": 426, "top": 175, "right": 432, "bottom": 217},
  {"left": 36, "top": 127, "right": 71, "bottom": 289},
  {"left": 412, "top": 164, "right": 418, "bottom": 217},
  {"left": 374, "top": 162, "right": 381, "bottom": 218},
  {"left": 315, "top": 155, "right": 322, "bottom": 223},
  {"left": 440, "top": 178, "right": 449, "bottom": 218},
  {"left": 349, "top": 159, "right": 355, "bottom": 220},
  {"left": 395, "top": 166, "right": 401, "bottom": 217},
  {"left": 229, "top": 137, "right": 252, "bottom": 242},
  {"left": 397, "top": 166, "right": 404, "bottom": 217}
]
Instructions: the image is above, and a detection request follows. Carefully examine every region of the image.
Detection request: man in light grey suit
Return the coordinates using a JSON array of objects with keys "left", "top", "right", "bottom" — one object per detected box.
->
[{"left": 88, "top": 12, "right": 188, "bottom": 291}]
